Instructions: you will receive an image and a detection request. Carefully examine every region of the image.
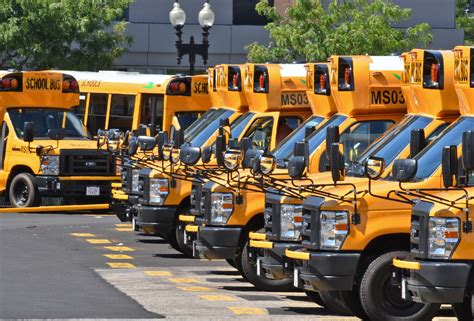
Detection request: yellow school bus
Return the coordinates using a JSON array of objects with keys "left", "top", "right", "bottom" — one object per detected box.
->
[
  {"left": 392, "top": 45, "right": 474, "bottom": 320},
  {"left": 284, "top": 50, "right": 460, "bottom": 320},
  {"left": 0, "top": 71, "right": 118, "bottom": 208}
]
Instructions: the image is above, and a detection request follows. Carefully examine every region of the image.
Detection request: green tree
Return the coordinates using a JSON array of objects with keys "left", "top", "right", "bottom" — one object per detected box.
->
[
  {"left": 0, "top": 0, "right": 133, "bottom": 70},
  {"left": 247, "top": 0, "right": 432, "bottom": 63},
  {"left": 456, "top": 0, "right": 474, "bottom": 45}
]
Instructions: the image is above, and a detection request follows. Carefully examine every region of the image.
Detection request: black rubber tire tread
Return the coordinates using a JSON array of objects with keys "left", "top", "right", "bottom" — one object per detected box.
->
[
  {"left": 319, "top": 291, "right": 352, "bottom": 316},
  {"left": 240, "top": 237, "right": 295, "bottom": 292},
  {"left": 453, "top": 294, "right": 473, "bottom": 320},
  {"left": 305, "top": 290, "right": 326, "bottom": 307},
  {"left": 9, "top": 173, "right": 40, "bottom": 208},
  {"left": 226, "top": 258, "right": 238, "bottom": 269},
  {"left": 360, "top": 251, "right": 440, "bottom": 321}
]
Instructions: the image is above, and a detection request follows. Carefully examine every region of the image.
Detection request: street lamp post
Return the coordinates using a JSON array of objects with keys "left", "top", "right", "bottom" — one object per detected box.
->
[{"left": 169, "top": 1, "right": 215, "bottom": 75}]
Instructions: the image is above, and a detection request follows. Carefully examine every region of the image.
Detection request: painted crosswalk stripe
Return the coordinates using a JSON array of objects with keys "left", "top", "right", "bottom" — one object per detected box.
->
[
  {"left": 103, "top": 254, "right": 133, "bottom": 259},
  {"left": 106, "top": 262, "right": 136, "bottom": 269},
  {"left": 228, "top": 307, "right": 267, "bottom": 315},
  {"left": 200, "top": 295, "right": 236, "bottom": 302},
  {"left": 103, "top": 246, "right": 135, "bottom": 252},
  {"left": 115, "top": 228, "right": 133, "bottom": 232},
  {"left": 177, "top": 286, "right": 212, "bottom": 292},
  {"left": 86, "top": 239, "right": 111, "bottom": 244},
  {"left": 168, "top": 278, "right": 199, "bottom": 283},
  {"left": 70, "top": 233, "right": 95, "bottom": 237},
  {"left": 144, "top": 271, "right": 173, "bottom": 276},
  {"left": 115, "top": 223, "right": 132, "bottom": 227}
]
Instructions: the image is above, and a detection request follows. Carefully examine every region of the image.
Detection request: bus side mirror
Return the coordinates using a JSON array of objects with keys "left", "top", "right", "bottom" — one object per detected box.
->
[
  {"left": 288, "top": 141, "right": 309, "bottom": 179},
  {"left": 410, "top": 129, "right": 426, "bottom": 158},
  {"left": 138, "top": 136, "right": 156, "bottom": 151},
  {"left": 365, "top": 156, "right": 386, "bottom": 180},
  {"left": 243, "top": 149, "right": 263, "bottom": 169},
  {"left": 462, "top": 131, "right": 474, "bottom": 173},
  {"left": 305, "top": 126, "right": 316, "bottom": 139},
  {"left": 123, "top": 130, "right": 131, "bottom": 147},
  {"left": 442, "top": 145, "right": 458, "bottom": 188},
  {"left": 156, "top": 131, "right": 168, "bottom": 159},
  {"left": 220, "top": 118, "right": 230, "bottom": 127},
  {"left": 47, "top": 129, "right": 66, "bottom": 141},
  {"left": 326, "top": 126, "right": 340, "bottom": 161},
  {"left": 392, "top": 159, "right": 417, "bottom": 182},
  {"left": 128, "top": 137, "right": 139, "bottom": 156},
  {"left": 173, "top": 129, "right": 184, "bottom": 147},
  {"left": 180, "top": 146, "right": 201, "bottom": 165},
  {"left": 201, "top": 146, "right": 212, "bottom": 164},
  {"left": 330, "top": 142, "right": 345, "bottom": 182},
  {"left": 137, "top": 124, "right": 147, "bottom": 136},
  {"left": 215, "top": 133, "right": 227, "bottom": 166},
  {"left": 23, "top": 122, "right": 34, "bottom": 143}
]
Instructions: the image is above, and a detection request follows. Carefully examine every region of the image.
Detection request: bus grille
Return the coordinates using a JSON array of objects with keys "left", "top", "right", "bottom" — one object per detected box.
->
[{"left": 60, "top": 150, "right": 114, "bottom": 176}]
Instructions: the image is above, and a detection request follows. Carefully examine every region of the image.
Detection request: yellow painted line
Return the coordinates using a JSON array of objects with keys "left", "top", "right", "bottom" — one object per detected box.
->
[
  {"left": 115, "top": 228, "right": 133, "bottom": 232},
  {"left": 86, "top": 239, "right": 111, "bottom": 244},
  {"left": 112, "top": 182, "right": 122, "bottom": 188},
  {"left": 285, "top": 248, "right": 310, "bottom": 261},
  {"left": 178, "top": 286, "right": 212, "bottom": 292},
  {"left": 200, "top": 295, "right": 236, "bottom": 302},
  {"left": 103, "top": 246, "right": 135, "bottom": 252},
  {"left": 393, "top": 258, "right": 421, "bottom": 270},
  {"left": 112, "top": 194, "right": 128, "bottom": 201},
  {"left": 249, "top": 232, "right": 266, "bottom": 240},
  {"left": 228, "top": 307, "right": 267, "bottom": 315},
  {"left": 103, "top": 254, "right": 133, "bottom": 260},
  {"left": 115, "top": 223, "right": 132, "bottom": 227},
  {"left": 106, "top": 262, "right": 136, "bottom": 269},
  {"left": 0, "top": 204, "right": 110, "bottom": 213},
  {"left": 70, "top": 233, "right": 95, "bottom": 237},
  {"left": 169, "top": 278, "right": 199, "bottom": 283},
  {"left": 60, "top": 176, "right": 119, "bottom": 181},
  {"left": 185, "top": 225, "right": 198, "bottom": 233},
  {"left": 144, "top": 271, "right": 173, "bottom": 277},
  {"left": 199, "top": 259, "right": 225, "bottom": 262},
  {"left": 179, "top": 215, "right": 196, "bottom": 222},
  {"left": 249, "top": 240, "right": 273, "bottom": 249}
]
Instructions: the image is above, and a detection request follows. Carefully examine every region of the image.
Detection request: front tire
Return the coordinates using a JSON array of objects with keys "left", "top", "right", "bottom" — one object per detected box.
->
[
  {"left": 9, "top": 173, "right": 40, "bottom": 208},
  {"left": 319, "top": 291, "right": 351, "bottom": 315},
  {"left": 360, "top": 251, "right": 440, "bottom": 321},
  {"left": 175, "top": 221, "right": 193, "bottom": 257},
  {"left": 453, "top": 294, "right": 473, "bottom": 320},
  {"left": 305, "top": 290, "right": 326, "bottom": 307}
]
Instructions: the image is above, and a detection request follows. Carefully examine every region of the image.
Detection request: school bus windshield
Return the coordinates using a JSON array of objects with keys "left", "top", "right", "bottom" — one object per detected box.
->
[
  {"left": 9, "top": 108, "right": 91, "bottom": 140},
  {"left": 184, "top": 108, "right": 235, "bottom": 147}
]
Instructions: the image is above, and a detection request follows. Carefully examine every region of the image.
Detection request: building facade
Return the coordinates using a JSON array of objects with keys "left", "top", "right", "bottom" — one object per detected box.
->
[{"left": 115, "top": 0, "right": 464, "bottom": 73}]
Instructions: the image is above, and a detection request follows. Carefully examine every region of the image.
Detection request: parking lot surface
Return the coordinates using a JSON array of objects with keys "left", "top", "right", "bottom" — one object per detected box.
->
[{"left": 0, "top": 213, "right": 457, "bottom": 320}]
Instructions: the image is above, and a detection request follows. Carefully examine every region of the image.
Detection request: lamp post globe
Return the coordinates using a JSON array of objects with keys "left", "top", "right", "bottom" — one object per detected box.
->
[
  {"left": 169, "top": 1, "right": 186, "bottom": 27},
  {"left": 198, "top": 2, "right": 215, "bottom": 28}
]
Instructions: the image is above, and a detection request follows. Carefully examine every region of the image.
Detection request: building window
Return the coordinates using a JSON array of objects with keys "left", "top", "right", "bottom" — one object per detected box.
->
[{"left": 233, "top": 0, "right": 274, "bottom": 25}]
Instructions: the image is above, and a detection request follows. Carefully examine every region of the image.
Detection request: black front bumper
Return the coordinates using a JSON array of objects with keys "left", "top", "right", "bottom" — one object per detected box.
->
[
  {"left": 36, "top": 176, "right": 112, "bottom": 199},
  {"left": 111, "top": 195, "right": 139, "bottom": 222},
  {"left": 196, "top": 226, "right": 242, "bottom": 260},
  {"left": 135, "top": 204, "right": 177, "bottom": 237},
  {"left": 402, "top": 261, "right": 472, "bottom": 303},
  {"left": 295, "top": 251, "right": 361, "bottom": 291},
  {"left": 257, "top": 242, "right": 295, "bottom": 280}
]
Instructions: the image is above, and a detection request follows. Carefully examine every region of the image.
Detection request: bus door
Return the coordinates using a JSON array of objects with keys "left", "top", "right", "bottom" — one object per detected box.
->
[{"left": 139, "top": 94, "right": 164, "bottom": 131}]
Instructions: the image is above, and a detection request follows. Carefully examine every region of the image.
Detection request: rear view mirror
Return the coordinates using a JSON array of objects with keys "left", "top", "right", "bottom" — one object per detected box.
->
[
  {"left": 410, "top": 129, "right": 426, "bottom": 158},
  {"left": 173, "top": 129, "right": 184, "bottom": 147},
  {"left": 288, "top": 141, "right": 309, "bottom": 179},
  {"left": 462, "top": 131, "right": 474, "bottom": 173},
  {"left": 365, "top": 156, "right": 385, "bottom": 180},
  {"left": 243, "top": 149, "right": 263, "bottom": 169},
  {"left": 305, "top": 126, "right": 316, "bottom": 139},
  {"left": 392, "top": 159, "right": 417, "bottom": 182},
  {"left": 326, "top": 126, "right": 340, "bottom": 161},
  {"left": 123, "top": 130, "right": 131, "bottom": 146},
  {"left": 156, "top": 131, "right": 168, "bottom": 159},
  {"left": 201, "top": 146, "right": 212, "bottom": 164},
  {"left": 228, "top": 138, "right": 239, "bottom": 149},
  {"left": 220, "top": 118, "right": 230, "bottom": 127},
  {"left": 137, "top": 124, "right": 147, "bottom": 136},
  {"left": 215, "top": 134, "right": 227, "bottom": 166},
  {"left": 442, "top": 145, "right": 458, "bottom": 188},
  {"left": 23, "top": 122, "right": 34, "bottom": 142},
  {"left": 138, "top": 136, "right": 156, "bottom": 151},
  {"left": 128, "top": 137, "right": 139, "bottom": 156},
  {"left": 330, "top": 143, "right": 345, "bottom": 182},
  {"left": 47, "top": 129, "right": 66, "bottom": 141}
]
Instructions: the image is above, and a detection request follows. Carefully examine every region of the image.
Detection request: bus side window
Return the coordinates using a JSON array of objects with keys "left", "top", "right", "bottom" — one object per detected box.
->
[
  {"left": 340, "top": 120, "right": 394, "bottom": 163},
  {"left": 87, "top": 93, "right": 108, "bottom": 135},
  {"left": 277, "top": 116, "right": 302, "bottom": 145},
  {"left": 72, "top": 94, "right": 87, "bottom": 122},
  {"left": 109, "top": 94, "right": 135, "bottom": 132},
  {"left": 176, "top": 112, "right": 200, "bottom": 130},
  {"left": 0, "top": 122, "right": 9, "bottom": 170},
  {"left": 140, "top": 94, "right": 164, "bottom": 130},
  {"left": 243, "top": 117, "right": 274, "bottom": 149}
]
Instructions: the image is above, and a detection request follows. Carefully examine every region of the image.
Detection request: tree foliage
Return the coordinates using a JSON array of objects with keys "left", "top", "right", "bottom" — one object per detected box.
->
[
  {"left": 247, "top": 0, "right": 433, "bottom": 63},
  {"left": 0, "top": 0, "right": 133, "bottom": 70},
  {"left": 456, "top": 0, "right": 474, "bottom": 45}
]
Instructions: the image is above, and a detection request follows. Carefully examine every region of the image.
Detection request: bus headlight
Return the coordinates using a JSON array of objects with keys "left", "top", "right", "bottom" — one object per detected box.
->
[
  {"left": 131, "top": 169, "right": 140, "bottom": 193},
  {"left": 428, "top": 217, "right": 460, "bottom": 259},
  {"left": 280, "top": 204, "right": 303, "bottom": 241},
  {"left": 149, "top": 178, "right": 169, "bottom": 206},
  {"left": 41, "top": 156, "right": 60, "bottom": 176},
  {"left": 320, "top": 211, "right": 349, "bottom": 250},
  {"left": 224, "top": 149, "right": 242, "bottom": 171},
  {"left": 210, "top": 193, "right": 233, "bottom": 225}
]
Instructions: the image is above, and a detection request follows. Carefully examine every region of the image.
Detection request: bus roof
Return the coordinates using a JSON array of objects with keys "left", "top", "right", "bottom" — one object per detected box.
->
[
  {"left": 401, "top": 49, "right": 459, "bottom": 118},
  {"left": 305, "top": 63, "right": 337, "bottom": 118},
  {"left": 453, "top": 46, "right": 474, "bottom": 116}
]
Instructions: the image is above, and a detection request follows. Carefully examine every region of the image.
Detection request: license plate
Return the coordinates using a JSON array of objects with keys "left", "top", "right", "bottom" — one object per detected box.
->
[
  {"left": 256, "top": 258, "right": 261, "bottom": 276},
  {"left": 401, "top": 278, "right": 407, "bottom": 299},
  {"left": 86, "top": 186, "right": 100, "bottom": 196},
  {"left": 294, "top": 268, "right": 299, "bottom": 288}
]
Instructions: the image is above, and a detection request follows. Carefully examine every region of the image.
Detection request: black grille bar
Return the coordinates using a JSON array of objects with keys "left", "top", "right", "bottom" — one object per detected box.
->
[{"left": 60, "top": 150, "right": 114, "bottom": 176}]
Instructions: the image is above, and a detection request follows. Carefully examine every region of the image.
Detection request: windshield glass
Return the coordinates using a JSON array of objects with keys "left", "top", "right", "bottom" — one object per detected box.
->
[
  {"left": 346, "top": 115, "right": 433, "bottom": 177},
  {"left": 308, "top": 114, "right": 348, "bottom": 152},
  {"left": 387, "top": 117, "right": 474, "bottom": 181},
  {"left": 272, "top": 115, "right": 324, "bottom": 162},
  {"left": 9, "top": 108, "right": 90, "bottom": 139},
  {"left": 185, "top": 108, "right": 235, "bottom": 147},
  {"left": 230, "top": 112, "right": 255, "bottom": 138}
]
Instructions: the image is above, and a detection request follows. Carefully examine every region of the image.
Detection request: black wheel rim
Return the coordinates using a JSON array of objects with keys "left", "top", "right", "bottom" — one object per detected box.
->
[
  {"left": 379, "top": 273, "right": 417, "bottom": 313},
  {"left": 13, "top": 181, "right": 29, "bottom": 206}
]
